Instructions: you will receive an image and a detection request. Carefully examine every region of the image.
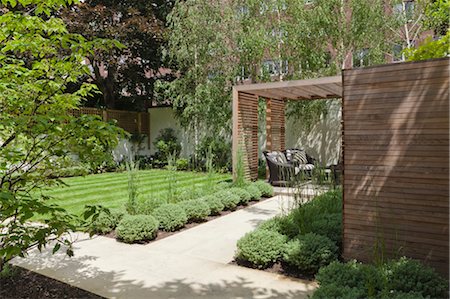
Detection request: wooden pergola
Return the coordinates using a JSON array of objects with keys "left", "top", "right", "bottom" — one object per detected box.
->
[
  {"left": 232, "top": 75, "right": 343, "bottom": 180},
  {"left": 231, "top": 58, "right": 449, "bottom": 276}
]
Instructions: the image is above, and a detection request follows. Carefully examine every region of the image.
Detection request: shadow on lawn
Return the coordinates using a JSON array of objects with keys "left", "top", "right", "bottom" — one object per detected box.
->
[{"left": 12, "top": 240, "right": 314, "bottom": 299}]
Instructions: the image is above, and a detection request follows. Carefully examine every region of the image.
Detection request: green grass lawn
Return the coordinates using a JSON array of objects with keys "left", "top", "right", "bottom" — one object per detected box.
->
[{"left": 40, "top": 169, "right": 231, "bottom": 216}]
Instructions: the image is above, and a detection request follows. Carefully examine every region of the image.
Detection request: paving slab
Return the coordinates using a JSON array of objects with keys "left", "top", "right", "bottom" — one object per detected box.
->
[{"left": 13, "top": 195, "right": 317, "bottom": 299}]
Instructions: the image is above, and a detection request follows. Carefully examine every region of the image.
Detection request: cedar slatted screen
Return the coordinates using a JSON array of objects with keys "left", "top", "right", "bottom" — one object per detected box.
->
[
  {"left": 266, "top": 99, "right": 286, "bottom": 152},
  {"left": 342, "top": 58, "right": 449, "bottom": 276},
  {"left": 235, "top": 92, "right": 259, "bottom": 180},
  {"left": 70, "top": 108, "right": 150, "bottom": 135}
]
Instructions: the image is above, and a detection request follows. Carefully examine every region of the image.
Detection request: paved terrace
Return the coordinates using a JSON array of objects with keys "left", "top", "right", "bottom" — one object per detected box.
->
[{"left": 13, "top": 195, "right": 317, "bottom": 299}]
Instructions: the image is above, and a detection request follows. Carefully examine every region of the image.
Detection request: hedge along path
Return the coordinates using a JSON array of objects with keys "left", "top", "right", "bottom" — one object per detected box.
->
[{"left": 41, "top": 170, "right": 230, "bottom": 215}]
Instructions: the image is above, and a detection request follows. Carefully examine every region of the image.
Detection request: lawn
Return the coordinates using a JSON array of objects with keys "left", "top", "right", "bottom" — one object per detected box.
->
[{"left": 40, "top": 169, "right": 231, "bottom": 216}]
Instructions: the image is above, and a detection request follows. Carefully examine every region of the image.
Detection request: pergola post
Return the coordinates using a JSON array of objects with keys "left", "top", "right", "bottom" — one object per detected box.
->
[{"left": 266, "top": 98, "right": 286, "bottom": 153}]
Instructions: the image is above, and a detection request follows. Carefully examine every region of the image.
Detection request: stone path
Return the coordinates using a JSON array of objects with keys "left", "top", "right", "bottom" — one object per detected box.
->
[{"left": 13, "top": 195, "right": 317, "bottom": 299}]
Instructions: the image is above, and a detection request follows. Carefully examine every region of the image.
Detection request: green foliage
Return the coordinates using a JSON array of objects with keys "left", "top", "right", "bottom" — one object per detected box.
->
[
  {"left": 315, "top": 260, "right": 382, "bottom": 297},
  {"left": 136, "top": 197, "right": 167, "bottom": 215},
  {"left": 405, "top": 30, "right": 450, "bottom": 61},
  {"left": 245, "top": 184, "right": 262, "bottom": 201},
  {"left": 177, "top": 188, "right": 208, "bottom": 202},
  {"left": 383, "top": 257, "right": 448, "bottom": 298},
  {"left": 258, "top": 216, "right": 291, "bottom": 236},
  {"left": 234, "top": 147, "right": 247, "bottom": 187},
  {"left": 314, "top": 258, "right": 448, "bottom": 299},
  {"left": 175, "top": 158, "right": 189, "bottom": 171},
  {"left": 312, "top": 284, "right": 366, "bottom": 299},
  {"left": 178, "top": 199, "right": 211, "bottom": 222},
  {"left": 228, "top": 187, "right": 251, "bottom": 205},
  {"left": 0, "top": 0, "right": 122, "bottom": 271},
  {"left": 91, "top": 210, "right": 124, "bottom": 234},
  {"left": 124, "top": 158, "right": 140, "bottom": 215},
  {"left": 201, "top": 195, "right": 225, "bottom": 215},
  {"left": 236, "top": 229, "right": 287, "bottom": 269},
  {"left": 153, "top": 128, "right": 182, "bottom": 164},
  {"left": 0, "top": 264, "right": 17, "bottom": 279},
  {"left": 283, "top": 233, "right": 338, "bottom": 274},
  {"left": 252, "top": 181, "right": 274, "bottom": 197},
  {"left": 309, "top": 213, "right": 342, "bottom": 247},
  {"left": 195, "top": 136, "right": 231, "bottom": 171},
  {"left": 116, "top": 215, "right": 159, "bottom": 243},
  {"left": 423, "top": 0, "right": 449, "bottom": 35},
  {"left": 152, "top": 203, "right": 187, "bottom": 232},
  {"left": 214, "top": 190, "right": 241, "bottom": 211}
]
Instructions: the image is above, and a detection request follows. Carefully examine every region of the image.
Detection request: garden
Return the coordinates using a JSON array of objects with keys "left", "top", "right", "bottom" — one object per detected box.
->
[{"left": 0, "top": 0, "right": 449, "bottom": 298}]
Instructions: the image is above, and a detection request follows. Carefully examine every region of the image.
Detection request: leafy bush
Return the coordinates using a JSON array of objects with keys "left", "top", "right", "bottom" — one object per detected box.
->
[
  {"left": 315, "top": 260, "right": 382, "bottom": 297},
  {"left": 152, "top": 204, "right": 188, "bottom": 232},
  {"left": 283, "top": 233, "right": 338, "bottom": 274},
  {"left": 177, "top": 188, "right": 207, "bottom": 202},
  {"left": 229, "top": 187, "right": 251, "bottom": 205},
  {"left": 253, "top": 181, "right": 274, "bottom": 197},
  {"left": 178, "top": 199, "right": 211, "bottom": 222},
  {"left": 175, "top": 158, "right": 189, "bottom": 171},
  {"left": 136, "top": 197, "right": 167, "bottom": 215},
  {"left": 383, "top": 257, "right": 448, "bottom": 298},
  {"left": 312, "top": 284, "right": 366, "bottom": 299},
  {"left": 236, "top": 229, "right": 287, "bottom": 269},
  {"left": 257, "top": 215, "right": 296, "bottom": 237},
  {"left": 195, "top": 136, "right": 231, "bottom": 171},
  {"left": 214, "top": 190, "right": 241, "bottom": 210},
  {"left": 245, "top": 184, "right": 262, "bottom": 200},
  {"left": 91, "top": 210, "right": 124, "bottom": 234},
  {"left": 116, "top": 215, "right": 159, "bottom": 243},
  {"left": 153, "top": 128, "right": 181, "bottom": 164},
  {"left": 308, "top": 213, "right": 342, "bottom": 247},
  {"left": 202, "top": 195, "right": 225, "bottom": 215},
  {"left": 214, "top": 181, "right": 232, "bottom": 191}
]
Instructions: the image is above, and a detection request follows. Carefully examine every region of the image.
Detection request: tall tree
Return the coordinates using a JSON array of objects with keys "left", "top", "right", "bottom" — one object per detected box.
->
[
  {"left": 61, "top": 0, "right": 175, "bottom": 110},
  {"left": 0, "top": 0, "right": 123, "bottom": 271}
]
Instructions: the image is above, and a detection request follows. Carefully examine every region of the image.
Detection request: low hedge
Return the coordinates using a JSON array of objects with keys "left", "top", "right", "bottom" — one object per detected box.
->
[
  {"left": 214, "top": 190, "right": 241, "bottom": 210},
  {"left": 235, "top": 229, "right": 287, "bottom": 269},
  {"left": 283, "top": 233, "right": 338, "bottom": 274},
  {"left": 253, "top": 181, "right": 274, "bottom": 197},
  {"left": 308, "top": 213, "right": 342, "bottom": 247},
  {"left": 245, "top": 184, "right": 262, "bottom": 201},
  {"left": 116, "top": 215, "right": 159, "bottom": 243},
  {"left": 229, "top": 187, "right": 252, "bottom": 205},
  {"left": 136, "top": 197, "right": 167, "bottom": 215},
  {"left": 152, "top": 203, "right": 188, "bottom": 232},
  {"left": 178, "top": 199, "right": 211, "bottom": 222},
  {"left": 202, "top": 195, "right": 225, "bottom": 215},
  {"left": 91, "top": 210, "right": 124, "bottom": 234}
]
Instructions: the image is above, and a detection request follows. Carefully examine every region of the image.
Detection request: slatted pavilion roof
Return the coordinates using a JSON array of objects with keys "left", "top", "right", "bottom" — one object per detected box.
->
[{"left": 233, "top": 75, "right": 342, "bottom": 100}]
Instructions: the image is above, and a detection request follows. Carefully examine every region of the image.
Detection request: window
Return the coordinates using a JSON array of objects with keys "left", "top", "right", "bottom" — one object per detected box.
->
[
  {"left": 353, "top": 49, "right": 370, "bottom": 67},
  {"left": 262, "top": 60, "right": 288, "bottom": 76},
  {"left": 392, "top": 44, "right": 404, "bottom": 62},
  {"left": 393, "top": 1, "right": 415, "bottom": 21}
]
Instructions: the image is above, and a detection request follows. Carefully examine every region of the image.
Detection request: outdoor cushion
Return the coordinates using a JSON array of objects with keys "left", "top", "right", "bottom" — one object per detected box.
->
[
  {"left": 292, "top": 151, "right": 308, "bottom": 164},
  {"left": 275, "top": 151, "right": 287, "bottom": 164},
  {"left": 297, "top": 164, "right": 314, "bottom": 171}
]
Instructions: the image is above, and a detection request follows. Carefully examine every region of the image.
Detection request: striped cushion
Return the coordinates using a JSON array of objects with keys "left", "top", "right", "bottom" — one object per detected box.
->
[
  {"left": 293, "top": 150, "right": 308, "bottom": 164},
  {"left": 298, "top": 164, "right": 314, "bottom": 171},
  {"left": 276, "top": 151, "right": 287, "bottom": 164}
]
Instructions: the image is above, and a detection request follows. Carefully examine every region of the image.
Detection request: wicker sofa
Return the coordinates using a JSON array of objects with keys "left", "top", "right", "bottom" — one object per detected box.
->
[{"left": 263, "top": 149, "right": 315, "bottom": 186}]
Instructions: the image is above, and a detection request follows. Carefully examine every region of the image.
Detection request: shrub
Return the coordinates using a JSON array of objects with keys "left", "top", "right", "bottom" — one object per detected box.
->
[
  {"left": 175, "top": 158, "right": 189, "bottom": 171},
  {"left": 245, "top": 184, "right": 262, "bottom": 200},
  {"left": 308, "top": 213, "right": 342, "bottom": 247},
  {"left": 116, "top": 215, "right": 159, "bottom": 243},
  {"left": 316, "top": 260, "right": 383, "bottom": 296},
  {"left": 383, "top": 257, "right": 448, "bottom": 298},
  {"left": 153, "top": 128, "right": 181, "bottom": 164},
  {"left": 152, "top": 204, "right": 188, "bottom": 232},
  {"left": 91, "top": 210, "right": 124, "bottom": 234},
  {"left": 214, "top": 181, "right": 232, "bottom": 191},
  {"left": 312, "top": 284, "right": 366, "bottom": 299},
  {"left": 177, "top": 188, "right": 207, "bottom": 202},
  {"left": 253, "top": 181, "right": 274, "bottom": 197},
  {"left": 236, "top": 229, "right": 287, "bottom": 269},
  {"left": 229, "top": 187, "right": 252, "bottom": 205},
  {"left": 178, "top": 199, "right": 211, "bottom": 222},
  {"left": 283, "top": 233, "right": 338, "bottom": 274},
  {"left": 214, "top": 190, "right": 241, "bottom": 210},
  {"left": 136, "top": 197, "right": 167, "bottom": 215},
  {"left": 202, "top": 195, "right": 225, "bottom": 215}
]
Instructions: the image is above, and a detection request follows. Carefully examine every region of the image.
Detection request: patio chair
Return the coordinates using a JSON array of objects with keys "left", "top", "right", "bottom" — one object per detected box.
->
[{"left": 263, "top": 149, "right": 315, "bottom": 186}]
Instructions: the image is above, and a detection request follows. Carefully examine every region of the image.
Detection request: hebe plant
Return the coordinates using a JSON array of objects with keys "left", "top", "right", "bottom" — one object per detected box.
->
[
  {"left": 116, "top": 215, "right": 159, "bottom": 243},
  {"left": 235, "top": 229, "right": 287, "bottom": 269},
  {"left": 178, "top": 199, "right": 211, "bottom": 222},
  {"left": 152, "top": 203, "right": 187, "bottom": 232}
]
